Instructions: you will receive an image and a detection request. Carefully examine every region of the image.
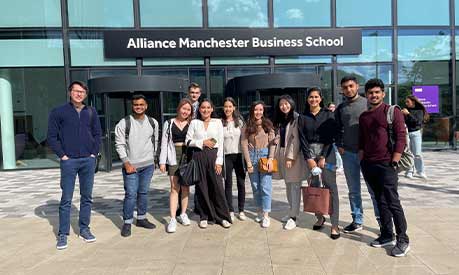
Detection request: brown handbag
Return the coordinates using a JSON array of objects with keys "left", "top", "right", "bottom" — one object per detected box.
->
[
  {"left": 301, "top": 176, "right": 332, "bottom": 215},
  {"left": 257, "top": 157, "right": 278, "bottom": 173}
]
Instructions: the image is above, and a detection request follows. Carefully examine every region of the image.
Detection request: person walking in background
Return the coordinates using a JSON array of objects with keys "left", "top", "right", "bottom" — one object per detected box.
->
[
  {"left": 115, "top": 94, "right": 159, "bottom": 237},
  {"left": 186, "top": 99, "right": 232, "bottom": 229},
  {"left": 359, "top": 78, "right": 410, "bottom": 257},
  {"left": 327, "top": 102, "right": 343, "bottom": 172},
  {"left": 402, "top": 95, "right": 429, "bottom": 180},
  {"left": 272, "top": 95, "right": 307, "bottom": 230},
  {"left": 298, "top": 87, "right": 340, "bottom": 239},
  {"left": 47, "top": 81, "right": 101, "bottom": 249},
  {"left": 241, "top": 101, "right": 276, "bottom": 228},
  {"left": 222, "top": 97, "right": 247, "bottom": 222},
  {"left": 159, "top": 98, "right": 194, "bottom": 233},
  {"left": 336, "top": 76, "right": 380, "bottom": 233}
]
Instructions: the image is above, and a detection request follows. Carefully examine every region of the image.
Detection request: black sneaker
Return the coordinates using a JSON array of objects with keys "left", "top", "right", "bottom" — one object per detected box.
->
[
  {"left": 121, "top": 223, "right": 131, "bottom": 237},
  {"left": 343, "top": 222, "right": 363, "bottom": 233},
  {"left": 136, "top": 219, "right": 156, "bottom": 229},
  {"left": 370, "top": 236, "right": 396, "bottom": 248},
  {"left": 391, "top": 242, "right": 411, "bottom": 257}
]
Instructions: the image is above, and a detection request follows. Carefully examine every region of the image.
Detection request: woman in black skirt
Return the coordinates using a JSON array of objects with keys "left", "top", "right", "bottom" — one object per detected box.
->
[{"left": 186, "top": 99, "right": 232, "bottom": 229}]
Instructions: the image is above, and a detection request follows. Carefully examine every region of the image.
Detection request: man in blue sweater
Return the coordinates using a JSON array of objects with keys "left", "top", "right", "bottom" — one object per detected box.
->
[{"left": 47, "top": 81, "right": 102, "bottom": 250}]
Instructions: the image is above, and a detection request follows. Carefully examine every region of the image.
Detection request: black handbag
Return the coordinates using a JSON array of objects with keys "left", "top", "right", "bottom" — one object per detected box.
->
[{"left": 178, "top": 141, "right": 199, "bottom": 186}]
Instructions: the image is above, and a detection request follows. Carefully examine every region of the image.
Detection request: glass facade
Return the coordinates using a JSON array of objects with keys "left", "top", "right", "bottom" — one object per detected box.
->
[{"left": 1, "top": 0, "right": 458, "bottom": 170}]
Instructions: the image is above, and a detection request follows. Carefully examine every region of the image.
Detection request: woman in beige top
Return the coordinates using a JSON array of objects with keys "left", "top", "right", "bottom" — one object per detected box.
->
[{"left": 241, "top": 101, "right": 276, "bottom": 228}]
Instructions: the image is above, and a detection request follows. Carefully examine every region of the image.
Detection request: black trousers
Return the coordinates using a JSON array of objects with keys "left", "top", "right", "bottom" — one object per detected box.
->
[
  {"left": 361, "top": 160, "right": 409, "bottom": 243},
  {"left": 224, "top": 153, "right": 246, "bottom": 212}
]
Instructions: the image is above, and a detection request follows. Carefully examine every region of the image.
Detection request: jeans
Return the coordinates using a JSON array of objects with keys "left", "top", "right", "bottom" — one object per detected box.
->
[
  {"left": 342, "top": 151, "right": 379, "bottom": 225},
  {"left": 122, "top": 165, "right": 154, "bottom": 224},
  {"left": 248, "top": 148, "right": 272, "bottom": 213},
  {"left": 408, "top": 130, "right": 424, "bottom": 174},
  {"left": 361, "top": 160, "right": 409, "bottom": 243},
  {"left": 59, "top": 157, "right": 96, "bottom": 236}
]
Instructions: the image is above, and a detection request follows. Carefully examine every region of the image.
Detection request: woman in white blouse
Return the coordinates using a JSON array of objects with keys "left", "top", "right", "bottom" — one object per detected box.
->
[
  {"left": 222, "top": 97, "right": 246, "bottom": 221},
  {"left": 186, "top": 99, "right": 232, "bottom": 229}
]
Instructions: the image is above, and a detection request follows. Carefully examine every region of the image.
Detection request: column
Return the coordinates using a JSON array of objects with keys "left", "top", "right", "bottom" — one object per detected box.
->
[{"left": 0, "top": 78, "right": 16, "bottom": 169}]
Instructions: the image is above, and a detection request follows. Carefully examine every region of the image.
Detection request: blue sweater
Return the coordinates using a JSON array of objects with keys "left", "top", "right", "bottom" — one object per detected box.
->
[{"left": 47, "top": 103, "right": 102, "bottom": 158}]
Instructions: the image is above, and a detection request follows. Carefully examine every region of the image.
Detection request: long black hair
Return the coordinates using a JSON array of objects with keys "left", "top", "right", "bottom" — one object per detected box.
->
[
  {"left": 305, "top": 87, "right": 325, "bottom": 114},
  {"left": 273, "top": 94, "right": 296, "bottom": 127},
  {"left": 196, "top": 98, "right": 218, "bottom": 120},
  {"left": 407, "top": 95, "right": 430, "bottom": 123},
  {"left": 222, "top": 97, "right": 242, "bottom": 128}
]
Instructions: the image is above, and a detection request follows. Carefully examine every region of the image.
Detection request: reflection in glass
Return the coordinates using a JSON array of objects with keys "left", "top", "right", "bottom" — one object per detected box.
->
[
  {"left": 398, "top": 0, "right": 449, "bottom": 26},
  {"left": 208, "top": 0, "right": 268, "bottom": 27},
  {"left": 398, "top": 30, "right": 450, "bottom": 61},
  {"left": 337, "top": 30, "right": 392, "bottom": 63},
  {"left": 140, "top": 0, "right": 202, "bottom": 27},
  {"left": 275, "top": 56, "right": 332, "bottom": 64},
  {"left": 336, "top": 0, "right": 391, "bottom": 27},
  {"left": 274, "top": 0, "right": 330, "bottom": 27}
]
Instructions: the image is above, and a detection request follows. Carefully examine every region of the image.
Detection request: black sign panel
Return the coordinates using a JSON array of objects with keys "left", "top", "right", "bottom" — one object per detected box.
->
[{"left": 104, "top": 29, "right": 361, "bottom": 58}]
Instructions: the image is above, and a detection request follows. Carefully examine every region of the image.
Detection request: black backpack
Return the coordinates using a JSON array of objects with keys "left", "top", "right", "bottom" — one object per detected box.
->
[{"left": 124, "top": 115, "right": 157, "bottom": 153}]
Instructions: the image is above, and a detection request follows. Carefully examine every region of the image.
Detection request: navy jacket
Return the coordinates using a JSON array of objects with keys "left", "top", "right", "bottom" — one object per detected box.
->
[{"left": 47, "top": 102, "right": 102, "bottom": 158}]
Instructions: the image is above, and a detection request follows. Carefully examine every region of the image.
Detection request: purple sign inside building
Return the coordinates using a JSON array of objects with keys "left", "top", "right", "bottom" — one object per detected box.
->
[{"left": 412, "top": 85, "right": 439, "bottom": 113}]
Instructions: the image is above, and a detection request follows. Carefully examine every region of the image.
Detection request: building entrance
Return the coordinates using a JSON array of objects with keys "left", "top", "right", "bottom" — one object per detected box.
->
[{"left": 88, "top": 76, "right": 188, "bottom": 171}]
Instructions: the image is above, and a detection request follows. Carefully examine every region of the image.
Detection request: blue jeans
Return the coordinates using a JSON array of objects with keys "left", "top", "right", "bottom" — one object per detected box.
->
[
  {"left": 408, "top": 130, "right": 424, "bottom": 174},
  {"left": 122, "top": 165, "right": 154, "bottom": 224},
  {"left": 342, "top": 151, "right": 379, "bottom": 225},
  {"left": 248, "top": 148, "right": 272, "bottom": 213},
  {"left": 59, "top": 157, "right": 96, "bottom": 235}
]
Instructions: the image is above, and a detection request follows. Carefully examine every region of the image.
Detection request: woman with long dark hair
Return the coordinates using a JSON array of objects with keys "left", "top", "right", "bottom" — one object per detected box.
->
[
  {"left": 298, "top": 87, "right": 340, "bottom": 239},
  {"left": 159, "top": 98, "right": 194, "bottom": 233},
  {"left": 222, "top": 97, "right": 247, "bottom": 221},
  {"left": 402, "top": 95, "right": 429, "bottom": 179},
  {"left": 272, "top": 95, "right": 307, "bottom": 230},
  {"left": 186, "top": 99, "right": 232, "bottom": 229},
  {"left": 241, "top": 101, "right": 276, "bottom": 228}
]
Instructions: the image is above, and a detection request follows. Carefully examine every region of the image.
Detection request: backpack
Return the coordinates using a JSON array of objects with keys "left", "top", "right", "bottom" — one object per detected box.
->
[
  {"left": 124, "top": 115, "right": 157, "bottom": 154},
  {"left": 386, "top": 105, "right": 414, "bottom": 172}
]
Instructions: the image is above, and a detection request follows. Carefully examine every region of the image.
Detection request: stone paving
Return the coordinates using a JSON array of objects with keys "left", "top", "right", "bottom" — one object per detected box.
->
[{"left": 1, "top": 151, "right": 459, "bottom": 274}]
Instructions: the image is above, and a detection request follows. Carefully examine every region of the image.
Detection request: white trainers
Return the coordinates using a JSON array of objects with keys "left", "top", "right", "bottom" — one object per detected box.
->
[
  {"left": 284, "top": 218, "right": 297, "bottom": 230},
  {"left": 199, "top": 220, "right": 208, "bottom": 229},
  {"left": 261, "top": 217, "right": 271, "bottom": 228},
  {"left": 238, "top": 212, "right": 247, "bottom": 221},
  {"left": 167, "top": 218, "right": 177, "bottom": 233},
  {"left": 417, "top": 172, "right": 428, "bottom": 179},
  {"left": 230, "top": 212, "right": 235, "bottom": 222},
  {"left": 281, "top": 215, "right": 290, "bottom": 223},
  {"left": 405, "top": 172, "right": 414, "bottom": 179},
  {"left": 178, "top": 213, "right": 191, "bottom": 226},
  {"left": 221, "top": 220, "right": 231, "bottom": 228}
]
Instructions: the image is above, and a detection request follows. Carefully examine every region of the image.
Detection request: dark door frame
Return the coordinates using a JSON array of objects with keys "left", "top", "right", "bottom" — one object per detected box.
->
[{"left": 88, "top": 75, "right": 189, "bottom": 171}]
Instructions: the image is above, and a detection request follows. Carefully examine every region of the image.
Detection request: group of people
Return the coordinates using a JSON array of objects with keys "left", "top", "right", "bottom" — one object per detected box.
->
[{"left": 48, "top": 75, "right": 431, "bottom": 258}]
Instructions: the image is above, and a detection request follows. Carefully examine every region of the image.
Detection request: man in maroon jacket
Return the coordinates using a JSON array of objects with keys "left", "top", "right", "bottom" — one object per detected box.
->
[{"left": 359, "top": 78, "right": 410, "bottom": 257}]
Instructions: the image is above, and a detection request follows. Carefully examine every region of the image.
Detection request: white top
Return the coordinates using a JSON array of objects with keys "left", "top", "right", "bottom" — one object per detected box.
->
[
  {"left": 223, "top": 120, "right": 242, "bottom": 155},
  {"left": 186, "top": 118, "right": 224, "bottom": 165}
]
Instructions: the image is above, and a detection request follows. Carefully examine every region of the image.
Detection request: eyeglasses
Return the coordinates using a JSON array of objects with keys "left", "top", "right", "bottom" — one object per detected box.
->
[{"left": 72, "top": 89, "right": 87, "bottom": 94}]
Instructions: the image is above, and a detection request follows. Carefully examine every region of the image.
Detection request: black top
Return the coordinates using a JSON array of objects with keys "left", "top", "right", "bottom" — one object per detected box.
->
[
  {"left": 298, "top": 108, "right": 337, "bottom": 160},
  {"left": 171, "top": 123, "right": 189, "bottom": 143},
  {"left": 404, "top": 108, "right": 424, "bottom": 132},
  {"left": 279, "top": 122, "right": 287, "bottom": 148}
]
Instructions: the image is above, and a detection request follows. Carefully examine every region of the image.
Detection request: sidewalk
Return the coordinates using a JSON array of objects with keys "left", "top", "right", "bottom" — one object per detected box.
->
[{"left": 1, "top": 151, "right": 458, "bottom": 274}]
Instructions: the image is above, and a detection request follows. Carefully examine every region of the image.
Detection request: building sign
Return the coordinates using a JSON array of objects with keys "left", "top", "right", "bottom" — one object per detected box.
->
[
  {"left": 412, "top": 85, "right": 439, "bottom": 113},
  {"left": 104, "top": 29, "right": 362, "bottom": 58}
]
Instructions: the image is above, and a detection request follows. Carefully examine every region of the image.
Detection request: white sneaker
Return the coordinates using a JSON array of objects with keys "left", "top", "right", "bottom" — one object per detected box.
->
[
  {"left": 261, "top": 217, "right": 271, "bottom": 228},
  {"left": 199, "top": 220, "right": 208, "bottom": 229},
  {"left": 221, "top": 220, "right": 231, "bottom": 228},
  {"left": 284, "top": 218, "right": 297, "bottom": 230},
  {"left": 167, "top": 218, "right": 177, "bottom": 233},
  {"left": 178, "top": 213, "right": 191, "bottom": 226},
  {"left": 405, "top": 172, "right": 414, "bottom": 179},
  {"left": 417, "top": 172, "right": 428, "bottom": 179},
  {"left": 254, "top": 214, "right": 263, "bottom": 223},
  {"left": 238, "top": 212, "right": 247, "bottom": 221},
  {"left": 230, "top": 212, "right": 235, "bottom": 222},
  {"left": 281, "top": 215, "right": 290, "bottom": 223}
]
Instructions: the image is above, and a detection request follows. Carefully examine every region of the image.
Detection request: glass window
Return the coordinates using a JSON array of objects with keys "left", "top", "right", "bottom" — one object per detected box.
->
[
  {"left": 210, "top": 57, "right": 269, "bottom": 65},
  {"left": 210, "top": 69, "right": 226, "bottom": 109},
  {"left": 0, "top": 0, "right": 61, "bottom": 27},
  {"left": 275, "top": 56, "right": 332, "bottom": 64},
  {"left": 337, "top": 64, "right": 393, "bottom": 86},
  {"left": 0, "top": 39, "right": 64, "bottom": 67},
  {"left": 227, "top": 67, "right": 270, "bottom": 80},
  {"left": 337, "top": 30, "right": 392, "bottom": 63},
  {"left": 0, "top": 68, "right": 66, "bottom": 170},
  {"left": 140, "top": 0, "right": 202, "bottom": 27},
  {"left": 336, "top": 0, "right": 391, "bottom": 27},
  {"left": 456, "top": 0, "right": 459, "bottom": 26},
  {"left": 208, "top": 0, "right": 268, "bottom": 27},
  {"left": 274, "top": 0, "right": 330, "bottom": 27},
  {"left": 68, "top": 0, "right": 134, "bottom": 27},
  {"left": 70, "top": 39, "right": 136, "bottom": 67},
  {"left": 455, "top": 31, "right": 459, "bottom": 59},
  {"left": 398, "top": 30, "right": 450, "bottom": 61},
  {"left": 143, "top": 58, "right": 204, "bottom": 66},
  {"left": 398, "top": 0, "right": 449, "bottom": 26}
]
